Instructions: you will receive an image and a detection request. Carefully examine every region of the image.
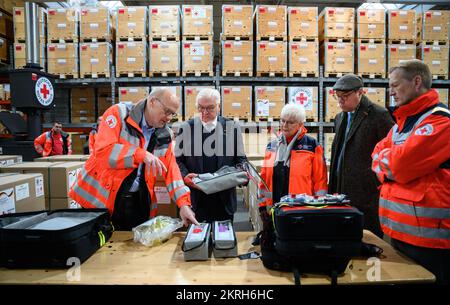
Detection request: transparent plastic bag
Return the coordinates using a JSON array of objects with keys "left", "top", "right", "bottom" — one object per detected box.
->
[{"left": 132, "top": 216, "right": 183, "bottom": 247}]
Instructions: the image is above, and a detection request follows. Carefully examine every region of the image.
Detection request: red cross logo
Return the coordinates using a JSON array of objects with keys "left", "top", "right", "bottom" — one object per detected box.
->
[
  {"left": 194, "top": 11, "right": 198, "bottom": 16},
  {"left": 296, "top": 93, "right": 308, "bottom": 105},
  {"left": 105, "top": 115, "right": 117, "bottom": 129},
  {"left": 192, "top": 48, "right": 197, "bottom": 53},
  {"left": 40, "top": 84, "right": 50, "bottom": 99}
]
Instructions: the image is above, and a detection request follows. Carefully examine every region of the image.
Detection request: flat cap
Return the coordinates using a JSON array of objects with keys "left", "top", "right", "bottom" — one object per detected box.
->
[{"left": 333, "top": 74, "right": 364, "bottom": 91}]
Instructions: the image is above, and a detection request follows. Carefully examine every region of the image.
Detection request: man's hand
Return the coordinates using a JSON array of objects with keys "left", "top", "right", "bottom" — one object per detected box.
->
[
  {"left": 179, "top": 205, "right": 199, "bottom": 227},
  {"left": 183, "top": 173, "right": 199, "bottom": 189},
  {"left": 144, "top": 151, "right": 167, "bottom": 176}
]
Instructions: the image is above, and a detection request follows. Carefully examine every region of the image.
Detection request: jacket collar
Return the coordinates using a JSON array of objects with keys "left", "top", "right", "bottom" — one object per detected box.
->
[
  {"left": 393, "top": 90, "right": 439, "bottom": 126},
  {"left": 280, "top": 125, "right": 307, "bottom": 144}
]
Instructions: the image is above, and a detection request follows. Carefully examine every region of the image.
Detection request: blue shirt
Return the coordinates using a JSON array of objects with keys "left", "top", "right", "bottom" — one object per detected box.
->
[{"left": 129, "top": 116, "right": 155, "bottom": 192}]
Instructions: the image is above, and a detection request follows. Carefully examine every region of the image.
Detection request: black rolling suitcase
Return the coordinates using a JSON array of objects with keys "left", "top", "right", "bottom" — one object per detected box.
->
[
  {"left": 260, "top": 201, "right": 363, "bottom": 285},
  {"left": 0, "top": 209, "right": 114, "bottom": 268}
]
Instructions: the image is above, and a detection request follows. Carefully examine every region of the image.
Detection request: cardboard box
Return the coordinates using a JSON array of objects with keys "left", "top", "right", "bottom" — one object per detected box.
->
[
  {"left": 435, "top": 88, "right": 449, "bottom": 106},
  {"left": 12, "top": 7, "right": 46, "bottom": 43},
  {"left": 0, "top": 161, "right": 84, "bottom": 199},
  {"left": 80, "top": 7, "right": 114, "bottom": 41},
  {"left": 0, "top": 173, "right": 46, "bottom": 214},
  {"left": 47, "top": 43, "right": 78, "bottom": 77},
  {"left": 289, "top": 41, "right": 319, "bottom": 76},
  {"left": 421, "top": 11, "right": 449, "bottom": 41},
  {"left": 116, "top": 41, "right": 147, "bottom": 76},
  {"left": 357, "top": 42, "right": 386, "bottom": 76},
  {"left": 319, "top": 7, "right": 355, "bottom": 40},
  {"left": 364, "top": 87, "right": 386, "bottom": 108},
  {"left": 418, "top": 44, "right": 449, "bottom": 76},
  {"left": 357, "top": 9, "right": 386, "bottom": 40},
  {"left": 149, "top": 41, "right": 180, "bottom": 75},
  {"left": 388, "top": 10, "right": 416, "bottom": 41},
  {"left": 70, "top": 133, "right": 89, "bottom": 154},
  {"left": 255, "top": 5, "right": 287, "bottom": 39},
  {"left": 50, "top": 197, "right": 81, "bottom": 210},
  {"left": 182, "top": 5, "right": 213, "bottom": 37},
  {"left": 148, "top": 5, "right": 180, "bottom": 39},
  {"left": 154, "top": 175, "right": 178, "bottom": 218},
  {"left": 35, "top": 155, "right": 89, "bottom": 162},
  {"left": 184, "top": 86, "right": 214, "bottom": 120},
  {"left": 254, "top": 86, "right": 286, "bottom": 119},
  {"left": 0, "top": 155, "right": 23, "bottom": 166},
  {"left": 320, "top": 42, "right": 354, "bottom": 75},
  {"left": 221, "top": 86, "right": 252, "bottom": 120},
  {"left": 80, "top": 42, "right": 112, "bottom": 77},
  {"left": 325, "top": 87, "right": 341, "bottom": 122},
  {"left": 324, "top": 133, "right": 336, "bottom": 164},
  {"left": 387, "top": 44, "right": 416, "bottom": 71},
  {"left": 47, "top": 8, "right": 78, "bottom": 41},
  {"left": 221, "top": 5, "right": 253, "bottom": 38},
  {"left": 0, "top": 9, "right": 13, "bottom": 39},
  {"left": 287, "top": 87, "right": 318, "bottom": 121},
  {"left": 288, "top": 7, "right": 318, "bottom": 40},
  {"left": 119, "top": 87, "right": 149, "bottom": 104},
  {"left": 151, "top": 86, "right": 182, "bottom": 118},
  {"left": 182, "top": 41, "right": 213, "bottom": 75},
  {"left": 116, "top": 6, "right": 147, "bottom": 39},
  {"left": 14, "top": 43, "right": 45, "bottom": 69},
  {"left": 222, "top": 40, "right": 253, "bottom": 76},
  {"left": 71, "top": 87, "right": 95, "bottom": 115},
  {"left": 256, "top": 41, "right": 287, "bottom": 75}
]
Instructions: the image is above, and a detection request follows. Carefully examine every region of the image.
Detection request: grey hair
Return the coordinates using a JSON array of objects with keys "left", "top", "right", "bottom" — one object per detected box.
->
[
  {"left": 281, "top": 103, "right": 306, "bottom": 123},
  {"left": 195, "top": 88, "right": 221, "bottom": 108},
  {"left": 389, "top": 59, "right": 432, "bottom": 90}
]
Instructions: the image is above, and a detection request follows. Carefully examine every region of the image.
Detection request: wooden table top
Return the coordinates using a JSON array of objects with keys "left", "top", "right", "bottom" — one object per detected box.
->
[{"left": 0, "top": 230, "right": 435, "bottom": 285}]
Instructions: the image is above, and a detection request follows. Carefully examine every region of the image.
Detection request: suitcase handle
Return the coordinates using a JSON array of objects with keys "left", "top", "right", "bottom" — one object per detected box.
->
[
  {"left": 292, "top": 216, "right": 305, "bottom": 224},
  {"left": 313, "top": 244, "right": 333, "bottom": 254}
]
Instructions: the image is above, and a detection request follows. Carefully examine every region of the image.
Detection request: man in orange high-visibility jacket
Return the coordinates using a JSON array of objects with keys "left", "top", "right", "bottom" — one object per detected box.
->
[
  {"left": 259, "top": 104, "right": 328, "bottom": 214},
  {"left": 69, "top": 89, "right": 199, "bottom": 230},
  {"left": 372, "top": 60, "right": 450, "bottom": 284},
  {"left": 88, "top": 116, "right": 102, "bottom": 154},
  {"left": 34, "top": 122, "right": 72, "bottom": 156}
]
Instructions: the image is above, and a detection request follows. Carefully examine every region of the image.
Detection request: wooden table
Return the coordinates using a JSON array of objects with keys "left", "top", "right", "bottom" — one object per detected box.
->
[{"left": 0, "top": 231, "right": 435, "bottom": 285}]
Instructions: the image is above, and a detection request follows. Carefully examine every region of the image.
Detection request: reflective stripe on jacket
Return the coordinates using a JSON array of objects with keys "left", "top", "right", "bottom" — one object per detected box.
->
[
  {"left": 68, "top": 101, "right": 191, "bottom": 217},
  {"left": 372, "top": 89, "right": 450, "bottom": 249}
]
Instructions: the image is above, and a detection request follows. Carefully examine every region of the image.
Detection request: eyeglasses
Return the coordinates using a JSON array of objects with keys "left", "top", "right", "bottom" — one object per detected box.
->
[
  {"left": 280, "top": 119, "right": 298, "bottom": 126},
  {"left": 197, "top": 105, "right": 217, "bottom": 113},
  {"left": 333, "top": 90, "right": 356, "bottom": 101},
  {"left": 154, "top": 97, "right": 177, "bottom": 117}
]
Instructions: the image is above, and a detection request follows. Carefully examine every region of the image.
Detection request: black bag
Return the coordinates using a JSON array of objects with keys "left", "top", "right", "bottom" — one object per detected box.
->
[
  {"left": 0, "top": 209, "right": 114, "bottom": 268},
  {"left": 260, "top": 204, "right": 364, "bottom": 285}
]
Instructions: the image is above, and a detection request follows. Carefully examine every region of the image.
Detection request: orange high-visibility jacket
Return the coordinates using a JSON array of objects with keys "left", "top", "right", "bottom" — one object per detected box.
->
[
  {"left": 372, "top": 90, "right": 450, "bottom": 249},
  {"left": 88, "top": 129, "right": 97, "bottom": 154},
  {"left": 259, "top": 126, "right": 328, "bottom": 208},
  {"left": 69, "top": 101, "right": 191, "bottom": 217},
  {"left": 34, "top": 130, "right": 72, "bottom": 156}
]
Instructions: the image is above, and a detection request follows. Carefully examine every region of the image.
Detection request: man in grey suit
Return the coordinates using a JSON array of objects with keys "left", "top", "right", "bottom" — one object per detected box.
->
[
  {"left": 329, "top": 74, "right": 394, "bottom": 237},
  {"left": 175, "top": 88, "right": 247, "bottom": 222}
]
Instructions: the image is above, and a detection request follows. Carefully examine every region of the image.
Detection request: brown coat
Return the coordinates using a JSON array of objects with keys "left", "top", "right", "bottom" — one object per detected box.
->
[{"left": 328, "top": 95, "right": 394, "bottom": 236}]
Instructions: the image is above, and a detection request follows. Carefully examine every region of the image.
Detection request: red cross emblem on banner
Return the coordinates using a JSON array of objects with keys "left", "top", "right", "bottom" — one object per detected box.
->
[{"left": 40, "top": 83, "right": 50, "bottom": 99}]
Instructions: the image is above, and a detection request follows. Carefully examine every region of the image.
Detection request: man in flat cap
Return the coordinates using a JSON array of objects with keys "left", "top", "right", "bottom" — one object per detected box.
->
[{"left": 328, "top": 74, "right": 394, "bottom": 237}]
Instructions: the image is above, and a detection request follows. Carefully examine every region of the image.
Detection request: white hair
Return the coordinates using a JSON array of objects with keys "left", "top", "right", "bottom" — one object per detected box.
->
[
  {"left": 281, "top": 103, "right": 306, "bottom": 123},
  {"left": 195, "top": 88, "right": 221, "bottom": 108}
]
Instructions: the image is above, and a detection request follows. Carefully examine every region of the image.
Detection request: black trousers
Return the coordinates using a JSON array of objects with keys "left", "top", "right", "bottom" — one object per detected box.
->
[
  {"left": 391, "top": 238, "right": 450, "bottom": 285},
  {"left": 111, "top": 176, "right": 150, "bottom": 231}
]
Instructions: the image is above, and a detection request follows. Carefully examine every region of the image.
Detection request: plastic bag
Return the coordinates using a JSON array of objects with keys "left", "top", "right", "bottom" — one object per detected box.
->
[{"left": 132, "top": 216, "right": 183, "bottom": 247}]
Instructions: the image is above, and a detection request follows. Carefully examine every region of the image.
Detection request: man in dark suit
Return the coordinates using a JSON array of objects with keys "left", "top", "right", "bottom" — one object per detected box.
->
[
  {"left": 329, "top": 74, "right": 394, "bottom": 237},
  {"left": 175, "top": 88, "right": 247, "bottom": 222}
]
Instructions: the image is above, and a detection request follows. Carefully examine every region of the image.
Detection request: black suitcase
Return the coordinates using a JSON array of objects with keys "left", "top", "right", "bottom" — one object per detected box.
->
[
  {"left": 261, "top": 203, "right": 363, "bottom": 284},
  {"left": 0, "top": 209, "right": 114, "bottom": 268}
]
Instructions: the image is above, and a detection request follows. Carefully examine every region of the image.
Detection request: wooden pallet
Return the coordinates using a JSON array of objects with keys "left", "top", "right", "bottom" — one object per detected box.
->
[
  {"left": 117, "top": 72, "right": 147, "bottom": 78},
  {"left": 254, "top": 116, "right": 280, "bottom": 122},
  {"left": 49, "top": 38, "right": 78, "bottom": 43},
  {"left": 256, "top": 35, "right": 287, "bottom": 41},
  {"left": 432, "top": 74, "right": 449, "bottom": 80},
  {"left": 182, "top": 36, "right": 213, "bottom": 41},
  {"left": 288, "top": 37, "right": 318, "bottom": 42},
  {"left": 80, "top": 73, "right": 110, "bottom": 79},
  {"left": 149, "top": 71, "right": 180, "bottom": 77},
  {"left": 422, "top": 40, "right": 449, "bottom": 46},
  {"left": 220, "top": 35, "right": 252, "bottom": 41},
  {"left": 387, "top": 39, "right": 416, "bottom": 45},
  {"left": 289, "top": 72, "right": 319, "bottom": 78},
  {"left": 80, "top": 38, "right": 112, "bottom": 43},
  {"left": 117, "top": 37, "right": 146, "bottom": 42},
  {"left": 227, "top": 116, "right": 253, "bottom": 123},
  {"left": 324, "top": 72, "right": 347, "bottom": 78},
  {"left": 149, "top": 36, "right": 180, "bottom": 42},
  {"left": 57, "top": 73, "right": 78, "bottom": 79},
  {"left": 222, "top": 71, "right": 253, "bottom": 77},
  {"left": 322, "top": 37, "right": 354, "bottom": 43},
  {"left": 256, "top": 72, "right": 287, "bottom": 77},
  {"left": 357, "top": 73, "right": 385, "bottom": 79},
  {"left": 357, "top": 38, "right": 385, "bottom": 44},
  {"left": 182, "top": 71, "right": 214, "bottom": 77}
]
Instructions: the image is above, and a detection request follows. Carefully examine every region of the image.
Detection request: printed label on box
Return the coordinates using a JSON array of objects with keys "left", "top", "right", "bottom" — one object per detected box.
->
[
  {"left": 0, "top": 188, "right": 15, "bottom": 214},
  {"left": 15, "top": 183, "right": 30, "bottom": 201},
  {"left": 256, "top": 99, "right": 270, "bottom": 117},
  {"left": 154, "top": 186, "right": 171, "bottom": 204},
  {"left": 192, "top": 8, "right": 206, "bottom": 19},
  {"left": 289, "top": 87, "right": 314, "bottom": 111},
  {"left": 35, "top": 176, "right": 44, "bottom": 197},
  {"left": 68, "top": 169, "right": 78, "bottom": 189},
  {"left": 190, "top": 46, "right": 204, "bottom": 55}
]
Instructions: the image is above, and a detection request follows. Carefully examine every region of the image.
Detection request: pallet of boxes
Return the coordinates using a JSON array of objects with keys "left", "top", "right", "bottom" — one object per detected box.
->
[
  {"left": 13, "top": 6, "right": 46, "bottom": 69},
  {"left": 254, "top": 86, "right": 285, "bottom": 122},
  {"left": 357, "top": 8, "right": 386, "bottom": 79},
  {"left": 288, "top": 6, "right": 319, "bottom": 77},
  {"left": 47, "top": 8, "right": 79, "bottom": 79},
  {"left": 116, "top": 6, "right": 147, "bottom": 77},
  {"left": 79, "top": 6, "right": 114, "bottom": 79},
  {"left": 0, "top": 8, "right": 13, "bottom": 66},
  {"left": 319, "top": 7, "right": 355, "bottom": 77},
  {"left": 119, "top": 86, "right": 149, "bottom": 105},
  {"left": 221, "top": 4, "right": 253, "bottom": 77},
  {"left": 181, "top": 5, "right": 214, "bottom": 77},
  {"left": 387, "top": 10, "right": 417, "bottom": 72},
  {"left": 255, "top": 5, "right": 287, "bottom": 77},
  {"left": 417, "top": 10, "right": 449, "bottom": 80},
  {"left": 148, "top": 5, "right": 180, "bottom": 77}
]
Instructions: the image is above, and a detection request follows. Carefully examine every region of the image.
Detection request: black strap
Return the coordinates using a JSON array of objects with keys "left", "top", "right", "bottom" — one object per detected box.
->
[{"left": 331, "top": 270, "right": 338, "bottom": 286}]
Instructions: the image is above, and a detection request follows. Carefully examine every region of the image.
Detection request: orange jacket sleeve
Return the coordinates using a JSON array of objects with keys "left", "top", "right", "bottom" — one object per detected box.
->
[
  {"left": 34, "top": 132, "right": 46, "bottom": 156},
  {"left": 312, "top": 145, "right": 328, "bottom": 195}
]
